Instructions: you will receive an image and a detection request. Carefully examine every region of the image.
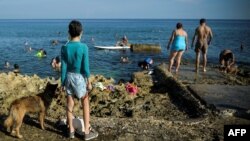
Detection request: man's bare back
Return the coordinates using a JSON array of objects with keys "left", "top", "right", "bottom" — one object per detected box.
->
[
  {"left": 192, "top": 22, "right": 213, "bottom": 53},
  {"left": 196, "top": 25, "right": 212, "bottom": 44}
]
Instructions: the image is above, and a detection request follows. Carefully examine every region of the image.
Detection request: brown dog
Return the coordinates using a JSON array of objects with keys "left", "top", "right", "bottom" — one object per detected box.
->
[{"left": 4, "top": 82, "right": 58, "bottom": 138}]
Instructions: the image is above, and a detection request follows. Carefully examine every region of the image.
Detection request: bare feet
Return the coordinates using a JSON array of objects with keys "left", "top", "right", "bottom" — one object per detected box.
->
[
  {"left": 10, "top": 130, "right": 16, "bottom": 136},
  {"left": 168, "top": 68, "right": 171, "bottom": 73},
  {"left": 175, "top": 69, "right": 179, "bottom": 74},
  {"left": 17, "top": 134, "right": 23, "bottom": 139}
]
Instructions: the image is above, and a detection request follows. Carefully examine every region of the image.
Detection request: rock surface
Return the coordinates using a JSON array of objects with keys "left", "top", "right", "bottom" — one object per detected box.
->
[{"left": 0, "top": 65, "right": 250, "bottom": 141}]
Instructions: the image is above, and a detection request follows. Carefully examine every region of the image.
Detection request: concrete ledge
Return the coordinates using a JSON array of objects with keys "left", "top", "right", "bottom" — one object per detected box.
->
[
  {"left": 153, "top": 63, "right": 210, "bottom": 118},
  {"left": 188, "top": 84, "right": 250, "bottom": 110}
]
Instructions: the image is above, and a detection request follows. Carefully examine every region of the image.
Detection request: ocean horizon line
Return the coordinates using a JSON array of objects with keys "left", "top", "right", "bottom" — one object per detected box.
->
[{"left": 0, "top": 18, "right": 249, "bottom": 21}]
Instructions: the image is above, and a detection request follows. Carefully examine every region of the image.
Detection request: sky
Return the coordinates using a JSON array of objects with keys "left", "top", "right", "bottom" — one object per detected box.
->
[{"left": 0, "top": 0, "right": 249, "bottom": 19}]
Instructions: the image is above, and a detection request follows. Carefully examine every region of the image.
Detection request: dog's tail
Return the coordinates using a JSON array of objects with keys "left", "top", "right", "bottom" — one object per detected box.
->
[{"left": 4, "top": 106, "right": 18, "bottom": 128}]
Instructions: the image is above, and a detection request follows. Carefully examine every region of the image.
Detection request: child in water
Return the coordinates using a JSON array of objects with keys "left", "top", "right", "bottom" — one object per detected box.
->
[
  {"left": 51, "top": 56, "right": 61, "bottom": 71},
  {"left": 4, "top": 61, "right": 10, "bottom": 69},
  {"left": 36, "top": 49, "right": 47, "bottom": 57},
  {"left": 120, "top": 56, "right": 129, "bottom": 63},
  {"left": 13, "top": 64, "right": 20, "bottom": 74},
  {"left": 138, "top": 57, "right": 153, "bottom": 70}
]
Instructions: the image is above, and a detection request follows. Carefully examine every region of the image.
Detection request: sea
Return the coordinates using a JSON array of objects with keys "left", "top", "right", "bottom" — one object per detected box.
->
[{"left": 0, "top": 19, "right": 250, "bottom": 81}]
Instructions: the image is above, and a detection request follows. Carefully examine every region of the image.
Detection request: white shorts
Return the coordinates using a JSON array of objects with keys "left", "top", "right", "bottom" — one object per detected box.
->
[{"left": 65, "top": 72, "right": 87, "bottom": 99}]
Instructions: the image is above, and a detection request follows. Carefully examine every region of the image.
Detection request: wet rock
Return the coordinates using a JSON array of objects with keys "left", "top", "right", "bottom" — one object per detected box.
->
[{"left": 132, "top": 71, "right": 153, "bottom": 87}]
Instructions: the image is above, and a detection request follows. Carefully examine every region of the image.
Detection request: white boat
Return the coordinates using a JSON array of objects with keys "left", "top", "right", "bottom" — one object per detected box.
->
[{"left": 94, "top": 46, "right": 130, "bottom": 50}]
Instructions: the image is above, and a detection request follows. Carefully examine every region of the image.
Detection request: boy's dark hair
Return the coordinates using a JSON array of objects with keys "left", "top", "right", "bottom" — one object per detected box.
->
[
  {"left": 14, "top": 64, "right": 19, "bottom": 69},
  {"left": 55, "top": 56, "right": 60, "bottom": 63},
  {"left": 200, "top": 18, "right": 206, "bottom": 25},
  {"left": 43, "top": 50, "right": 47, "bottom": 55},
  {"left": 68, "top": 20, "right": 83, "bottom": 38},
  {"left": 176, "top": 23, "right": 183, "bottom": 29}
]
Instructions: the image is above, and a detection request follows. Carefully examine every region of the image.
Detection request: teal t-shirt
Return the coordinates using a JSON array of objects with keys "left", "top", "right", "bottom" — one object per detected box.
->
[{"left": 61, "top": 41, "right": 90, "bottom": 86}]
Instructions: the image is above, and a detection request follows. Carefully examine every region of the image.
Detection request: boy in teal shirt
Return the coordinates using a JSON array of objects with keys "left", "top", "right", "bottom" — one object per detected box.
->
[{"left": 61, "top": 20, "right": 98, "bottom": 140}]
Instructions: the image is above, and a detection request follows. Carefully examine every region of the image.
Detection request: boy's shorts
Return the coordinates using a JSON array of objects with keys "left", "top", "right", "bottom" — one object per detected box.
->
[{"left": 65, "top": 72, "right": 87, "bottom": 99}]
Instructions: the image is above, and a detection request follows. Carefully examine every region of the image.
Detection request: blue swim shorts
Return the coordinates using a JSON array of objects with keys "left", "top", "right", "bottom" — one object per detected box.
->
[{"left": 65, "top": 72, "right": 87, "bottom": 99}]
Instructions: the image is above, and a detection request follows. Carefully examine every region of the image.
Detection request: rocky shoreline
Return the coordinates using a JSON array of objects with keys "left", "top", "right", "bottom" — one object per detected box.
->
[{"left": 0, "top": 64, "right": 250, "bottom": 140}]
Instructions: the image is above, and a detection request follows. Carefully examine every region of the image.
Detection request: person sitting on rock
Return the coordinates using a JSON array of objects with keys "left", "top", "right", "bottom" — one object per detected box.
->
[{"left": 116, "top": 35, "right": 129, "bottom": 46}]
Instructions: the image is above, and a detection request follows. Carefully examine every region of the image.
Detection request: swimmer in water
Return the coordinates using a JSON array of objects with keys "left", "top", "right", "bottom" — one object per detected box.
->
[
  {"left": 51, "top": 56, "right": 61, "bottom": 71},
  {"left": 36, "top": 49, "right": 47, "bottom": 57},
  {"left": 13, "top": 64, "right": 20, "bottom": 74},
  {"left": 4, "top": 61, "right": 10, "bottom": 69}
]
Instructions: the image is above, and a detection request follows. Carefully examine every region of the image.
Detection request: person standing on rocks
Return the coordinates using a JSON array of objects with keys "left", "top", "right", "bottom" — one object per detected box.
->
[
  {"left": 61, "top": 20, "right": 98, "bottom": 140},
  {"left": 191, "top": 18, "right": 213, "bottom": 73},
  {"left": 167, "top": 22, "right": 188, "bottom": 73}
]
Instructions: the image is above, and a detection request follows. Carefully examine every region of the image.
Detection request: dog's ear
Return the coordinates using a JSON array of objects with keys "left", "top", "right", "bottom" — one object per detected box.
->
[
  {"left": 45, "top": 82, "right": 52, "bottom": 89},
  {"left": 51, "top": 83, "right": 58, "bottom": 91},
  {"left": 44, "top": 82, "right": 58, "bottom": 92}
]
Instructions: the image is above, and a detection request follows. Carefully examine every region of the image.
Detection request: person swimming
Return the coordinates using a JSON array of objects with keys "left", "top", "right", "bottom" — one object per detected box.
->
[
  {"left": 36, "top": 49, "right": 47, "bottom": 58},
  {"left": 240, "top": 42, "right": 244, "bottom": 51},
  {"left": 51, "top": 56, "right": 61, "bottom": 71},
  {"left": 24, "top": 41, "right": 29, "bottom": 47},
  {"left": 51, "top": 40, "right": 59, "bottom": 46},
  {"left": 4, "top": 61, "right": 10, "bottom": 69},
  {"left": 24, "top": 41, "right": 33, "bottom": 52},
  {"left": 13, "top": 64, "right": 20, "bottom": 74},
  {"left": 120, "top": 56, "right": 129, "bottom": 63}
]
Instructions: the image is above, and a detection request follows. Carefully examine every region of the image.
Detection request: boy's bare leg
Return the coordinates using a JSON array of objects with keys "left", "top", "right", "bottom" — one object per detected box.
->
[
  {"left": 67, "top": 96, "right": 74, "bottom": 133},
  {"left": 82, "top": 94, "right": 90, "bottom": 134}
]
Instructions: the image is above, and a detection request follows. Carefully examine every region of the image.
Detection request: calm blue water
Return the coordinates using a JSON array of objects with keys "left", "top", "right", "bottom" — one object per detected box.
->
[{"left": 0, "top": 19, "right": 250, "bottom": 81}]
